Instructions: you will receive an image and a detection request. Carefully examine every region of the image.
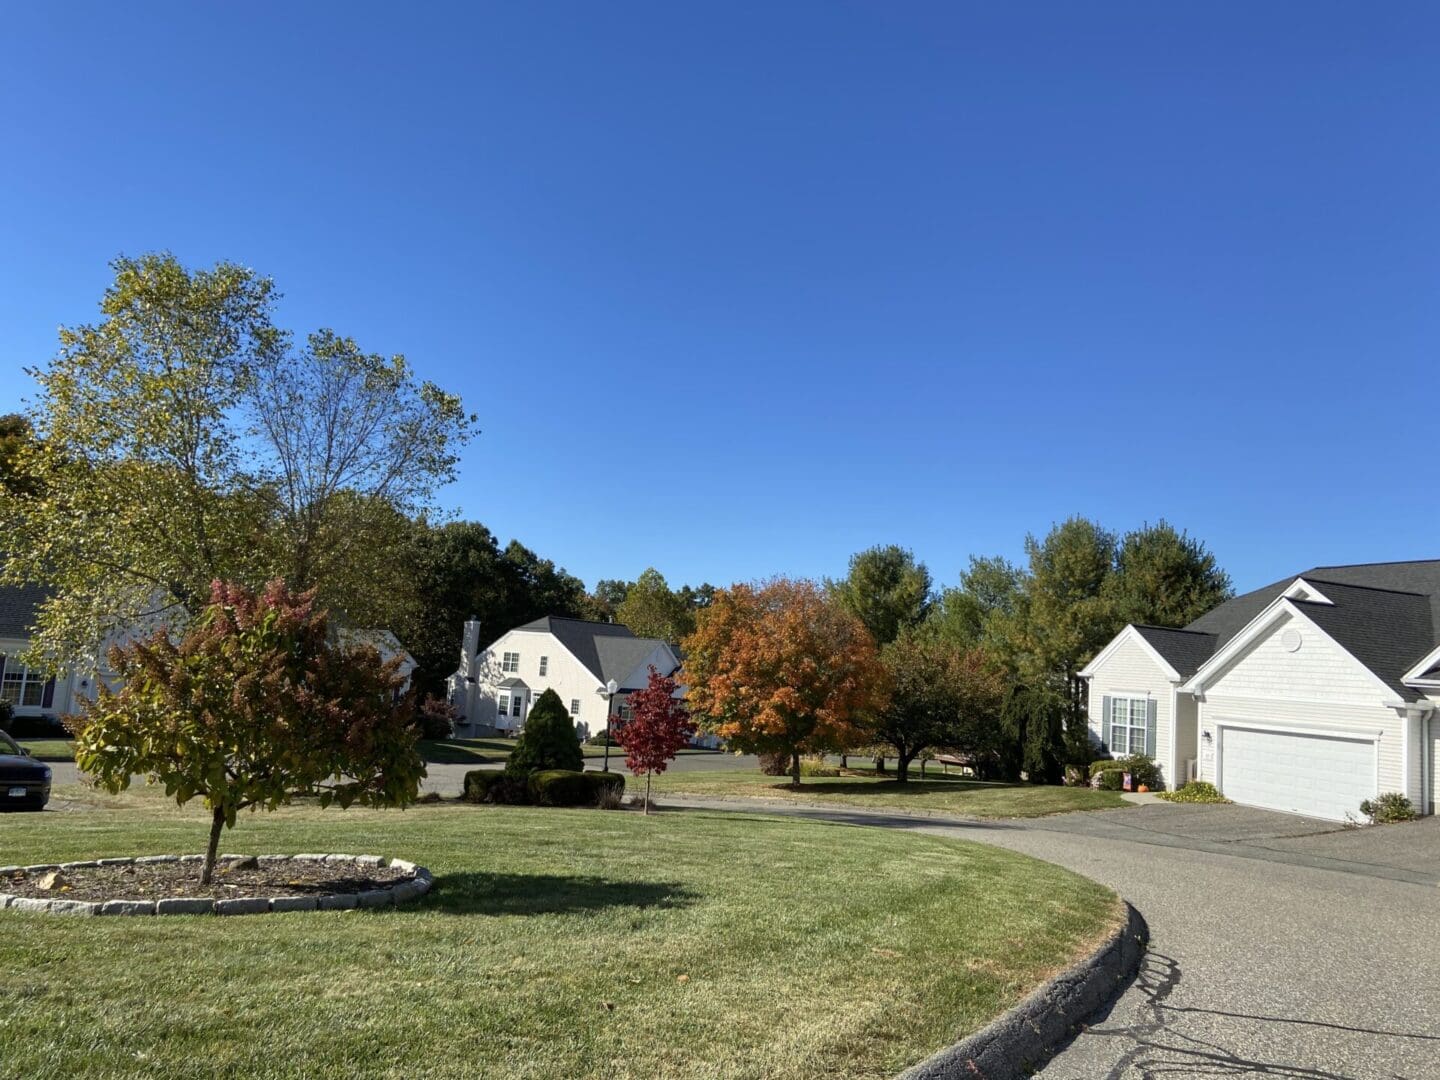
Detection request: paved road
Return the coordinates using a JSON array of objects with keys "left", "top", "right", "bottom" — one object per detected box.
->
[{"left": 661, "top": 796, "right": 1440, "bottom": 1079}]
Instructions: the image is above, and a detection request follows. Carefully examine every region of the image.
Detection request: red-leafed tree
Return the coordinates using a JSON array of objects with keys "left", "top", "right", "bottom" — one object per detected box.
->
[{"left": 616, "top": 666, "right": 695, "bottom": 814}]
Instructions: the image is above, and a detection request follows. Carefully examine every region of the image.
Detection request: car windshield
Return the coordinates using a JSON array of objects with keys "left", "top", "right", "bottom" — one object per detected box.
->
[{"left": 0, "top": 731, "right": 21, "bottom": 756}]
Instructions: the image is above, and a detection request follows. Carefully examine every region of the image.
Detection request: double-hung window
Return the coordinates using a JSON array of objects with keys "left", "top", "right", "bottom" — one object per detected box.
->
[
  {"left": 502, "top": 652, "right": 520, "bottom": 673},
  {"left": 1, "top": 664, "right": 45, "bottom": 708},
  {"left": 497, "top": 693, "right": 510, "bottom": 716},
  {"left": 1107, "top": 696, "right": 1149, "bottom": 756},
  {"left": 569, "top": 699, "right": 580, "bottom": 716},
  {"left": 511, "top": 696, "right": 523, "bottom": 717},
  {"left": 538, "top": 656, "right": 548, "bottom": 677}
]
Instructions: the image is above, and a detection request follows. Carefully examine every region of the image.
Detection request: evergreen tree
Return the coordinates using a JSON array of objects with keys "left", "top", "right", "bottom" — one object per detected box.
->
[{"left": 505, "top": 689, "right": 583, "bottom": 774}]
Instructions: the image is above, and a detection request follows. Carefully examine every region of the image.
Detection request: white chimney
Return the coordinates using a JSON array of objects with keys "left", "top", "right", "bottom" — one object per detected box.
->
[{"left": 462, "top": 617, "right": 482, "bottom": 675}]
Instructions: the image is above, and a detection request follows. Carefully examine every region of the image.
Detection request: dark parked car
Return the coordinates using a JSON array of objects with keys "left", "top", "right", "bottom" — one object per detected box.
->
[{"left": 0, "top": 730, "right": 51, "bottom": 811}]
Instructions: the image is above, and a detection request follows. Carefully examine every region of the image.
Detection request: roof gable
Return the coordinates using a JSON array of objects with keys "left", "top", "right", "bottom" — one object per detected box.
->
[{"left": 513, "top": 616, "right": 673, "bottom": 685}]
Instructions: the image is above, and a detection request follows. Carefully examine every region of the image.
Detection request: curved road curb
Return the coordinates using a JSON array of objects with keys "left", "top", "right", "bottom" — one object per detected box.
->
[{"left": 899, "top": 902, "right": 1148, "bottom": 1080}]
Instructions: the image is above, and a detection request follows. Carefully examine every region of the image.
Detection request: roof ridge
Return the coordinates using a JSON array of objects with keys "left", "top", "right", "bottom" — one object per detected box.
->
[
  {"left": 1133, "top": 623, "right": 1216, "bottom": 636},
  {"left": 1305, "top": 558, "right": 1440, "bottom": 571},
  {"left": 1298, "top": 578, "right": 1430, "bottom": 599}
]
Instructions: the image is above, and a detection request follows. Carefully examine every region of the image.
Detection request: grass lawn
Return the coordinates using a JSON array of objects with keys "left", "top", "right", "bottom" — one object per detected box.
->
[
  {"left": 14, "top": 738, "right": 75, "bottom": 762},
  {"left": 648, "top": 768, "right": 1129, "bottom": 818},
  {"left": 0, "top": 787, "right": 1120, "bottom": 1079}
]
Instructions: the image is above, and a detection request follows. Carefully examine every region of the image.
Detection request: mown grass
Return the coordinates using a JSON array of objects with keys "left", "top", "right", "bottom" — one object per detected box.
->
[
  {"left": 648, "top": 768, "right": 1129, "bottom": 818},
  {"left": 419, "top": 737, "right": 718, "bottom": 765},
  {"left": 0, "top": 787, "right": 1119, "bottom": 1079},
  {"left": 14, "top": 738, "right": 75, "bottom": 762}
]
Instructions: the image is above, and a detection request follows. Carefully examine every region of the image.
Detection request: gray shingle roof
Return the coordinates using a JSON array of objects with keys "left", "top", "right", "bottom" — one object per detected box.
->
[
  {"left": 515, "top": 616, "right": 672, "bottom": 687},
  {"left": 0, "top": 583, "right": 48, "bottom": 639},
  {"left": 1131, "top": 625, "right": 1217, "bottom": 678},
  {"left": 1170, "top": 559, "right": 1440, "bottom": 700}
]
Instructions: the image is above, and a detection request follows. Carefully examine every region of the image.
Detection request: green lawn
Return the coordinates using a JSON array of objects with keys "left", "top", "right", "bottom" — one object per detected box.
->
[
  {"left": 14, "top": 738, "right": 75, "bottom": 762},
  {"left": 648, "top": 768, "right": 1129, "bottom": 818},
  {"left": 0, "top": 787, "right": 1119, "bottom": 1079}
]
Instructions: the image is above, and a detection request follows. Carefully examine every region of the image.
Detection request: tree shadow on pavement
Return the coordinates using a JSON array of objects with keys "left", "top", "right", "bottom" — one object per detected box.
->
[{"left": 1048, "top": 949, "right": 1439, "bottom": 1079}]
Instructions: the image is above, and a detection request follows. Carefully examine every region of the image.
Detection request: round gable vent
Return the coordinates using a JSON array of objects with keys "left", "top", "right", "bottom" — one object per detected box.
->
[{"left": 1280, "top": 628, "right": 1303, "bottom": 653}]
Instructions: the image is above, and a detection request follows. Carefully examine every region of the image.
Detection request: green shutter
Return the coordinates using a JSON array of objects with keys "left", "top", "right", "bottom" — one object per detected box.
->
[{"left": 1145, "top": 698, "right": 1158, "bottom": 759}]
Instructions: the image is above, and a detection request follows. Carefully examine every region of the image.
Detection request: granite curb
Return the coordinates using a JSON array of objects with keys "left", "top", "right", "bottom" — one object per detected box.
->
[
  {"left": 0, "top": 855, "right": 433, "bottom": 916},
  {"left": 897, "top": 902, "right": 1148, "bottom": 1080}
]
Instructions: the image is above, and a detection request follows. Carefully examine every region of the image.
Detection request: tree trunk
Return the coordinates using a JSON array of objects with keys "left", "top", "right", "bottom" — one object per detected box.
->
[
  {"left": 874, "top": 755, "right": 886, "bottom": 774},
  {"left": 790, "top": 751, "right": 801, "bottom": 788},
  {"left": 200, "top": 805, "right": 225, "bottom": 885},
  {"left": 840, "top": 754, "right": 848, "bottom": 769},
  {"left": 644, "top": 772, "right": 652, "bottom": 816},
  {"left": 896, "top": 752, "right": 913, "bottom": 783}
]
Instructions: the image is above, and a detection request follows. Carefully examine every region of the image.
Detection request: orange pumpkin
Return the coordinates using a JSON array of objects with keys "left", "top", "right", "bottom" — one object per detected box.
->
[{"left": 1137, "top": 784, "right": 1150, "bottom": 793}]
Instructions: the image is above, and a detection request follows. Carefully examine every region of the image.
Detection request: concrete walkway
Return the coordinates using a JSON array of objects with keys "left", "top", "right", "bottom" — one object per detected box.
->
[{"left": 661, "top": 795, "right": 1440, "bottom": 1079}]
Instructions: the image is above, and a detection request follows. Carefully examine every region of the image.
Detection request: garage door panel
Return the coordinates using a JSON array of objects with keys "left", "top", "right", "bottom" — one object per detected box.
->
[{"left": 1218, "top": 726, "right": 1375, "bottom": 822}]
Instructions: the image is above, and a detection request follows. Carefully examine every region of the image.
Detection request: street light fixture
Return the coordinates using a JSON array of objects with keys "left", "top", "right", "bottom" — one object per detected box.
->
[{"left": 597, "top": 678, "right": 619, "bottom": 771}]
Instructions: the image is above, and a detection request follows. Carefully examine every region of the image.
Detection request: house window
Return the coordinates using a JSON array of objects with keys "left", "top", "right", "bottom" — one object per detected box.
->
[
  {"left": 502, "top": 652, "right": 520, "bottom": 673},
  {"left": 1, "top": 664, "right": 45, "bottom": 708},
  {"left": 497, "top": 694, "right": 510, "bottom": 716},
  {"left": 539, "top": 656, "right": 548, "bottom": 677},
  {"left": 570, "top": 699, "right": 580, "bottom": 716},
  {"left": 511, "top": 695, "right": 523, "bottom": 717},
  {"left": 1107, "top": 697, "right": 1149, "bottom": 756},
  {"left": 618, "top": 702, "right": 634, "bottom": 723}
]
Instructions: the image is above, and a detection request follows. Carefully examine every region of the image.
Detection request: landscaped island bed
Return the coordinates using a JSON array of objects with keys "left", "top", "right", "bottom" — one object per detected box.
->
[
  {"left": 1, "top": 788, "right": 1121, "bottom": 1079},
  {"left": 647, "top": 768, "right": 1131, "bottom": 817}
]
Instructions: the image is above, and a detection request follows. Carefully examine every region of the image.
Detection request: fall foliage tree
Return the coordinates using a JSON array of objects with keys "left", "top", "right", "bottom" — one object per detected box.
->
[
  {"left": 616, "top": 666, "right": 695, "bottom": 813},
  {"left": 69, "top": 580, "right": 424, "bottom": 884},
  {"left": 681, "top": 578, "right": 885, "bottom": 786}
]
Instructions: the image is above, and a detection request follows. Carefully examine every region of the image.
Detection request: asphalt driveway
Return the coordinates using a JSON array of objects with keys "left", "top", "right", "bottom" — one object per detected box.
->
[{"left": 662, "top": 796, "right": 1440, "bottom": 1079}]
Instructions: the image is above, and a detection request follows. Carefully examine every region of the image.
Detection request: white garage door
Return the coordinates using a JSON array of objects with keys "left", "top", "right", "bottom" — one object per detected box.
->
[{"left": 1218, "top": 725, "right": 1375, "bottom": 822}]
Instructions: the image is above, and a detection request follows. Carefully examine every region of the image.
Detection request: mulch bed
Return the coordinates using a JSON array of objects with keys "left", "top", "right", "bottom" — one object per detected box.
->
[{"left": 3, "top": 859, "right": 413, "bottom": 902}]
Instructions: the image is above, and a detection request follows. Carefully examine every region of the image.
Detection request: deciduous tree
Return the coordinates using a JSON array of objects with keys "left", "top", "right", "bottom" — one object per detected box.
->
[
  {"left": 615, "top": 568, "right": 693, "bottom": 641},
  {"left": 616, "top": 666, "right": 695, "bottom": 813},
  {"left": 69, "top": 580, "right": 423, "bottom": 884},
  {"left": 830, "top": 545, "right": 932, "bottom": 645},
  {"left": 681, "top": 578, "right": 884, "bottom": 786},
  {"left": 1104, "top": 521, "right": 1232, "bottom": 628}
]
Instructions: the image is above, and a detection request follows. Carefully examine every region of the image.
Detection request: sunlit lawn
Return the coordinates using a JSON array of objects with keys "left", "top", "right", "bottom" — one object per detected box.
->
[
  {"left": 648, "top": 767, "right": 1129, "bottom": 818},
  {"left": 14, "top": 738, "right": 75, "bottom": 761},
  {"left": 419, "top": 737, "right": 718, "bottom": 766},
  {"left": 0, "top": 785, "right": 1119, "bottom": 1079}
]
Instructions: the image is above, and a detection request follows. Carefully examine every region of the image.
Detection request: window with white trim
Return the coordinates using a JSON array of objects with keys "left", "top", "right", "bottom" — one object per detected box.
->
[
  {"left": 1107, "top": 696, "right": 1148, "bottom": 756},
  {"left": 569, "top": 699, "right": 580, "bottom": 716},
  {"left": 538, "top": 656, "right": 548, "bottom": 677},
  {"left": 511, "top": 695, "right": 522, "bottom": 717},
  {"left": 497, "top": 693, "right": 510, "bottom": 716},
  {"left": 502, "top": 652, "right": 520, "bottom": 673},
  {"left": 2, "top": 663, "right": 45, "bottom": 708}
]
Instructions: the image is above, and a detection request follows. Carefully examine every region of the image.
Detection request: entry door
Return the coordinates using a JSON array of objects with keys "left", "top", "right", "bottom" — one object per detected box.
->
[{"left": 1218, "top": 725, "right": 1376, "bottom": 821}]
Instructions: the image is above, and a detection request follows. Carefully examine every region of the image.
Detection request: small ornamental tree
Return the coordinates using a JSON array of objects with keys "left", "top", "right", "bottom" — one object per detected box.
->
[
  {"left": 681, "top": 578, "right": 885, "bottom": 787},
  {"left": 617, "top": 666, "right": 695, "bottom": 814},
  {"left": 504, "top": 689, "right": 583, "bottom": 775},
  {"left": 69, "top": 580, "right": 424, "bottom": 884}
]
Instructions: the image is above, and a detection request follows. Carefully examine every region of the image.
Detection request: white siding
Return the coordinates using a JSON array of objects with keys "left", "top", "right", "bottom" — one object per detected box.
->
[
  {"left": 470, "top": 629, "right": 607, "bottom": 732},
  {"left": 1085, "top": 632, "right": 1178, "bottom": 787},
  {"left": 0, "top": 636, "right": 80, "bottom": 718},
  {"left": 1174, "top": 692, "right": 1199, "bottom": 783},
  {"left": 1195, "top": 615, "right": 1410, "bottom": 805}
]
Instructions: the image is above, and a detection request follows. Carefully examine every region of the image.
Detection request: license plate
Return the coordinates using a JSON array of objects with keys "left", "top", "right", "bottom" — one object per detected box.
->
[{"left": 7, "top": 787, "right": 26, "bottom": 798}]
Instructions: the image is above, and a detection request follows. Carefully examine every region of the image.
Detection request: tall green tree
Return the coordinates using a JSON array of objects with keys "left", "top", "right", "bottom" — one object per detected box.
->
[
  {"left": 2, "top": 253, "right": 477, "bottom": 666},
  {"left": 615, "top": 568, "right": 693, "bottom": 641},
  {"left": 929, "top": 555, "right": 1025, "bottom": 648},
  {"left": 830, "top": 544, "right": 933, "bottom": 645},
  {"left": 1105, "top": 521, "right": 1232, "bottom": 627}
]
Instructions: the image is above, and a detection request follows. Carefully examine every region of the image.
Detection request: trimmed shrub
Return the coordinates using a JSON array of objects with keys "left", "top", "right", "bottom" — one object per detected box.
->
[
  {"left": 1359, "top": 792, "right": 1417, "bottom": 824},
  {"left": 1096, "top": 770, "right": 1125, "bottom": 791},
  {"left": 1089, "top": 754, "right": 1164, "bottom": 791},
  {"left": 462, "top": 770, "right": 531, "bottom": 805},
  {"left": 758, "top": 752, "right": 791, "bottom": 776},
  {"left": 528, "top": 769, "right": 626, "bottom": 807},
  {"left": 584, "top": 731, "right": 617, "bottom": 747},
  {"left": 505, "top": 689, "right": 584, "bottom": 775},
  {"left": 1, "top": 708, "right": 66, "bottom": 739},
  {"left": 1157, "top": 781, "right": 1228, "bottom": 804},
  {"left": 417, "top": 696, "right": 459, "bottom": 740}
]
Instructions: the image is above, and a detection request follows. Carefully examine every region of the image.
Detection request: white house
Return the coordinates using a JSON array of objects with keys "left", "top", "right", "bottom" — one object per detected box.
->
[
  {"left": 1079, "top": 559, "right": 1440, "bottom": 822},
  {"left": 447, "top": 615, "right": 681, "bottom": 737}
]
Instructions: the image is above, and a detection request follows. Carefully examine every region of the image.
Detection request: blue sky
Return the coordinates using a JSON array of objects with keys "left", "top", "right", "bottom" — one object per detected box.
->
[{"left": 1, "top": 3, "right": 1433, "bottom": 595}]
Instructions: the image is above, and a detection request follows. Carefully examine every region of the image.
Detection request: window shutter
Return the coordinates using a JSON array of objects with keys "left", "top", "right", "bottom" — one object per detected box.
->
[
  {"left": 1100, "top": 695, "right": 1112, "bottom": 743},
  {"left": 1145, "top": 698, "right": 1158, "bottom": 758},
  {"left": 0, "top": 654, "right": 6, "bottom": 682}
]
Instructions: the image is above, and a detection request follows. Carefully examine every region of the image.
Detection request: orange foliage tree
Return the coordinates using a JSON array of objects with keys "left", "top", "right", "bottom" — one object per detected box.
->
[{"left": 681, "top": 578, "right": 886, "bottom": 786}]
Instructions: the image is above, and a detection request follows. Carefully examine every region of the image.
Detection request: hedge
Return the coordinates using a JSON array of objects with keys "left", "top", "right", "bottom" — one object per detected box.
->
[
  {"left": 529, "top": 769, "right": 626, "bottom": 807},
  {"left": 1089, "top": 754, "right": 1163, "bottom": 791},
  {"left": 462, "top": 771, "right": 531, "bottom": 805}
]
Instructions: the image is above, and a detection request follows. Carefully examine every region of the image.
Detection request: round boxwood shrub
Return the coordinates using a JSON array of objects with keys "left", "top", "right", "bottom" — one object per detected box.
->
[
  {"left": 1089, "top": 754, "right": 1163, "bottom": 791},
  {"left": 528, "top": 769, "right": 626, "bottom": 807},
  {"left": 505, "top": 689, "right": 583, "bottom": 775}
]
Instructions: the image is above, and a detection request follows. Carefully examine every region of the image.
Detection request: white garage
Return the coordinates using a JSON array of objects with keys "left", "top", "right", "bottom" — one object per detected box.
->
[{"left": 1217, "top": 724, "right": 1377, "bottom": 822}]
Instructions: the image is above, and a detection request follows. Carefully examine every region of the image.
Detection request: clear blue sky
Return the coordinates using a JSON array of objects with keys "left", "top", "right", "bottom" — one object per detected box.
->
[{"left": 2, "top": 3, "right": 1434, "bottom": 595}]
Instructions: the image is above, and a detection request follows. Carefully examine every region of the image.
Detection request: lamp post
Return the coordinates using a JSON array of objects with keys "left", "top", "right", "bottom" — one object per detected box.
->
[{"left": 597, "top": 678, "right": 619, "bottom": 771}]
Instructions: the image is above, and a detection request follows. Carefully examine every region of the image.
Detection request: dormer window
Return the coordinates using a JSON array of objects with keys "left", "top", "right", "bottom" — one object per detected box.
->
[{"left": 502, "top": 652, "right": 520, "bottom": 673}]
